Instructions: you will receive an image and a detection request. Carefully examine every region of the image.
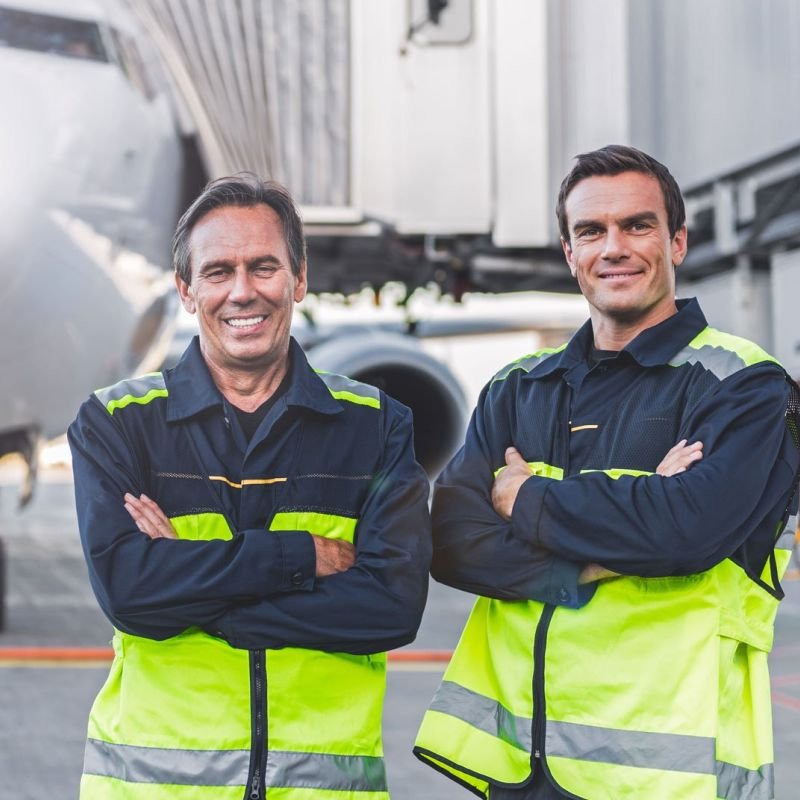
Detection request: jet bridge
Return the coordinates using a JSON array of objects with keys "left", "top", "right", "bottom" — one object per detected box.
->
[{"left": 679, "top": 142, "right": 800, "bottom": 377}]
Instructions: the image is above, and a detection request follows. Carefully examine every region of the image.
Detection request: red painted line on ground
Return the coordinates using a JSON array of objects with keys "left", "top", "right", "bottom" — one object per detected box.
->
[
  {"left": 0, "top": 647, "right": 453, "bottom": 663},
  {"left": 390, "top": 650, "right": 452, "bottom": 662},
  {"left": 772, "top": 674, "right": 800, "bottom": 687},
  {"left": 772, "top": 690, "right": 800, "bottom": 713}
]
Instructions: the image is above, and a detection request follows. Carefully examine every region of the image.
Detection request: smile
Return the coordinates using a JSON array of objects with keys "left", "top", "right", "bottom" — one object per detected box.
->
[
  {"left": 225, "top": 316, "right": 266, "bottom": 329},
  {"left": 599, "top": 270, "right": 642, "bottom": 280}
]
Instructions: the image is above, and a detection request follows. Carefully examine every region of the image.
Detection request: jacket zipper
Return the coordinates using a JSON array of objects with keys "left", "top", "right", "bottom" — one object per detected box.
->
[
  {"left": 247, "top": 650, "right": 267, "bottom": 800},
  {"left": 531, "top": 604, "right": 555, "bottom": 763},
  {"left": 532, "top": 386, "right": 571, "bottom": 763}
]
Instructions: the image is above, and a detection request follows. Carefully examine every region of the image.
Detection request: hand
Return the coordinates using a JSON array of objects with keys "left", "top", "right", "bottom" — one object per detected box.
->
[
  {"left": 491, "top": 446, "right": 534, "bottom": 520},
  {"left": 313, "top": 536, "right": 355, "bottom": 577},
  {"left": 124, "top": 493, "right": 177, "bottom": 539},
  {"left": 656, "top": 439, "right": 703, "bottom": 476},
  {"left": 578, "top": 563, "right": 620, "bottom": 584}
]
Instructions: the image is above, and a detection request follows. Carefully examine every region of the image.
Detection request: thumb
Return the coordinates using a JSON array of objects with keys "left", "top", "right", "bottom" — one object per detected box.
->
[{"left": 505, "top": 446, "right": 526, "bottom": 466}]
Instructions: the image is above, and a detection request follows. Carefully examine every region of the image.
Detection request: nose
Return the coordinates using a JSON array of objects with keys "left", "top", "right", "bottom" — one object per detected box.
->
[
  {"left": 601, "top": 226, "right": 629, "bottom": 261},
  {"left": 228, "top": 268, "right": 257, "bottom": 303}
]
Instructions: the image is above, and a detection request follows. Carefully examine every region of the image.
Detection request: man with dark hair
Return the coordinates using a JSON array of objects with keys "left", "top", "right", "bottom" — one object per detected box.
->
[
  {"left": 69, "top": 174, "right": 431, "bottom": 798},
  {"left": 415, "top": 145, "right": 800, "bottom": 798}
]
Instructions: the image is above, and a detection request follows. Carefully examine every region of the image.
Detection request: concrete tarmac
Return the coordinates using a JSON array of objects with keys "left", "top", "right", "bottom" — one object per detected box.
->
[{"left": 1, "top": 469, "right": 799, "bottom": 799}]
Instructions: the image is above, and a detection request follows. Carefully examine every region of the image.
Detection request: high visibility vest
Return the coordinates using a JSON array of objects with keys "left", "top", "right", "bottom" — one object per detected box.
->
[
  {"left": 416, "top": 497, "right": 795, "bottom": 800},
  {"left": 80, "top": 510, "right": 389, "bottom": 800},
  {"left": 415, "top": 326, "right": 799, "bottom": 799}
]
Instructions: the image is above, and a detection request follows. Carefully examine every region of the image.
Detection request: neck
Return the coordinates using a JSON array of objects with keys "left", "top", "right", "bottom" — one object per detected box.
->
[
  {"left": 590, "top": 302, "right": 678, "bottom": 351},
  {"left": 203, "top": 350, "right": 290, "bottom": 412}
]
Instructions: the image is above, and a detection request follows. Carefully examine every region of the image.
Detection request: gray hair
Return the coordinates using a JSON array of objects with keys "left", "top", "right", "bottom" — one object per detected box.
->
[{"left": 172, "top": 173, "right": 307, "bottom": 283}]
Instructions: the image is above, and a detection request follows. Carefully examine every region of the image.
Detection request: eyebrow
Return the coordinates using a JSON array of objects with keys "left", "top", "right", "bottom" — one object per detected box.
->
[{"left": 572, "top": 211, "right": 660, "bottom": 232}]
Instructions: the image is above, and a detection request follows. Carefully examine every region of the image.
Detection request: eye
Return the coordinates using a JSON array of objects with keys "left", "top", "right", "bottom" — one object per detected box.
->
[
  {"left": 204, "top": 268, "right": 229, "bottom": 282},
  {"left": 629, "top": 221, "right": 652, "bottom": 232},
  {"left": 253, "top": 264, "right": 279, "bottom": 277},
  {"left": 576, "top": 227, "right": 601, "bottom": 239}
]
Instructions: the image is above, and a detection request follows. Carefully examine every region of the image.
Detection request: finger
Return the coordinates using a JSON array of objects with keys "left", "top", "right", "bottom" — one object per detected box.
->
[
  {"left": 128, "top": 498, "right": 174, "bottom": 538},
  {"left": 505, "top": 446, "right": 526, "bottom": 466},
  {"left": 125, "top": 504, "right": 160, "bottom": 538},
  {"left": 140, "top": 494, "right": 172, "bottom": 524},
  {"left": 137, "top": 494, "right": 177, "bottom": 538}
]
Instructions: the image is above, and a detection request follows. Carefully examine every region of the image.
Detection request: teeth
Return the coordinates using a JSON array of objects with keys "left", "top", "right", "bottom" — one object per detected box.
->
[{"left": 226, "top": 316, "right": 265, "bottom": 328}]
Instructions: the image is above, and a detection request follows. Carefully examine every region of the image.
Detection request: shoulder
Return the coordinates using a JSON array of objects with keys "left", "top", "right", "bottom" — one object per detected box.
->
[
  {"left": 669, "top": 326, "right": 780, "bottom": 382},
  {"left": 92, "top": 372, "right": 168, "bottom": 417},
  {"left": 314, "top": 369, "right": 381, "bottom": 411},
  {"left": 489, "top": 343, "right": 567, "bottom": 386}
]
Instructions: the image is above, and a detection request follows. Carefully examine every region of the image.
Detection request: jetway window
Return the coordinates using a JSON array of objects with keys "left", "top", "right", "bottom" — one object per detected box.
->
[
  {"left": 0, "top": 6, "right": 107, "bottom": 62},
  {"left": 109, "top": 28, "right": 155, "bottom": 100},
  {"left": 407, "top": 0, "right": 474, "bottom": 45}
]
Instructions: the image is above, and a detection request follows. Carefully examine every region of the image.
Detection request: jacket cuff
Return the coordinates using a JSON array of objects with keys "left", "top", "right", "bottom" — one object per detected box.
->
[
  {"left": 510, "top": 475, "right": 549, "bottom": 545},
  {"left": 245, "top": 528, "right": 316, "bottom": 593},
  {"left": 546, "top": 559, "right": 597, "bottom": 608}
]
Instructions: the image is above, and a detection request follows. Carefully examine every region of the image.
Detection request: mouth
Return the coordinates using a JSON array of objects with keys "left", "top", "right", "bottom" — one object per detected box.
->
[
  {"left": 598, "top": 269, "right": 643, "bottom": 281},
  {"left": 224, "top": 315, "right": 266, "bottom": 329}
]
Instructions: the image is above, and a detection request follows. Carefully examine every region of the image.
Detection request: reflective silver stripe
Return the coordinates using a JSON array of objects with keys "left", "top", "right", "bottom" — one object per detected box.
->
[
  {"left": 83, "top": 738, "right": 249, "bottom": 785},
  {"left": 428, "top": 680, "right": 532, "bottom": 752},
  {"left": 315, "top": 370, "right": 381, "bottom": 408},
  {"left": 546, "top": 720, "right": 716, "bottom": 775},
  {"left": 716, "top": 760, "right": 774, "bottom": 800},
  {"left": 94, "top": 373, "right": 167, "bottom": 413},
  {"left": 266, "top": 750, "right": 387, "bottom": 792},
  {"left": 84, "top": 739, "right": 386, "bottom": 792},
  {"left": 492, "top": 346, "right": 566, "bottom": 383},
  {"left": 668, "top": 344, "right": 747, "bottom": 381}
]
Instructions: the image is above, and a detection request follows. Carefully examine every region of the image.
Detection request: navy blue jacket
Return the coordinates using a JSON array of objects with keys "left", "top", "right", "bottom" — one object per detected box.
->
[
  {"left": 69, "top": 337, "right": 431, "bottom": 653},
  {"left": 432, "top": 299, "right": 800, "bottom": 608}
]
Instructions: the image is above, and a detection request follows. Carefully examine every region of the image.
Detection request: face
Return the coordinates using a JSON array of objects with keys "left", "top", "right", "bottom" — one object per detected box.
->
[
  {"left": 176, "top": 204, "right": 306, "bottom": 374},
  {"left": 561, "top": 171, "right": 687, "bottom": 334}
]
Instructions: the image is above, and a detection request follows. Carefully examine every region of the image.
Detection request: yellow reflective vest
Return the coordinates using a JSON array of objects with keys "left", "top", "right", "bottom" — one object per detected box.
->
[{"left": 70, "top": 339, "right": 431, "bottom": 799}]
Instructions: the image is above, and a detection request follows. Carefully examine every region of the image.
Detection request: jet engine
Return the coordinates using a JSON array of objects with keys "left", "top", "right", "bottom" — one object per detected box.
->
[{"left": 305, "top": 332, "right": 468, "bottom": 479}]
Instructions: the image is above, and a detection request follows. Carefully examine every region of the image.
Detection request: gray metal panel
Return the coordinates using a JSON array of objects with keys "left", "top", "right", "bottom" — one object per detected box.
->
[{"left": 629, "top": 0, "right": 800, "bottom": 186}]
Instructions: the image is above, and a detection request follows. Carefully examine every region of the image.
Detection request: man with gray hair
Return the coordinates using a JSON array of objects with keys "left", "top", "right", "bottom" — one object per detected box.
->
[{"left": 69, "top": 174, "right": 431, "bottom": 799}]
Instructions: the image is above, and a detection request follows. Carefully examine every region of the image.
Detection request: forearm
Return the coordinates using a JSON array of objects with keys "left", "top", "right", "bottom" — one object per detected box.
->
[
  {"left": 69, "top": 408, "right": 316, "bottom": 638},
  {"left": 431, "top": 450, "right": 594, "bottom": 608},
  {"left": 512, "top": 371, "right": 798, "bottom": 575},
  {"left": 209, "top": 564, "right": 427, "bottom": 654},
  {"left": 211, "top": 420, "right": 433, "bottom": 652}
]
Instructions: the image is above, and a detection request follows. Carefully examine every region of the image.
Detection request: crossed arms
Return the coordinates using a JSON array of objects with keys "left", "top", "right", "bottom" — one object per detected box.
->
[
  {"left": 69, "top": 397, "right": 431, "bottom": 651},
  {"left": 430, "top": 362, "right": 798, "bottom": 607}
]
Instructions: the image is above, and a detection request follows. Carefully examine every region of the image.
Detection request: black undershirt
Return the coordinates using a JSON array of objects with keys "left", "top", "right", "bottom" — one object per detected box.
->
[{"left": 231, "top": 357, "right": 293, "bottom": 442}]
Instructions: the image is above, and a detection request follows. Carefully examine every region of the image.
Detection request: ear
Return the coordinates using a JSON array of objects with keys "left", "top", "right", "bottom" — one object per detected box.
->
[
  {"left": 294, "top": 262, "right": 308, "bottom": 303},
  {"left": 671, "top": 225, "right": 688, "bottom": 268},
  {"left": 561, "top": 238, "right": 578, "bottom": 278},
  {"left": 175, "top": 271, "right": 196, "bottom": 314}
]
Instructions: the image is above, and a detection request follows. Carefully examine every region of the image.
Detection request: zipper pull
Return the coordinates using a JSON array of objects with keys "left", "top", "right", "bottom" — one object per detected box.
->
[{"left": 249, "top": 771, "right": 261, "bottom": 800}]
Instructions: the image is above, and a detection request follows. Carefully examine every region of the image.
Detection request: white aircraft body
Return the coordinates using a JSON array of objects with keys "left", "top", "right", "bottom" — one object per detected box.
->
[{"left": 0, "top": 0, "right": 184, "bottom": 500}]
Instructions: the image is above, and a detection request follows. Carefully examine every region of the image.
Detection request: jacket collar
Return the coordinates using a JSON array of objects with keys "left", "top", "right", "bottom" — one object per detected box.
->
[
  {"left": 526, "top": 297, "right": 708, "bottom": 379},
  {"left": 164, "top": 336, "right": 342, "bottom": 422}
]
